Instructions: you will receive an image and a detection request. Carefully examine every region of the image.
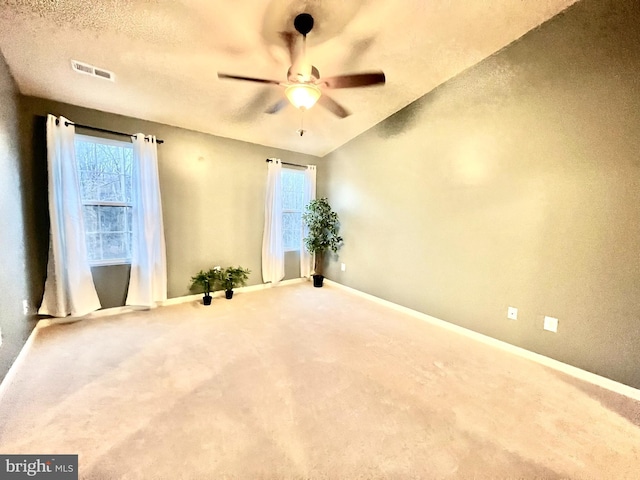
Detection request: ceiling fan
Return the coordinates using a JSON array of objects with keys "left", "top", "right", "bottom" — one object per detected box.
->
[{"left": 217, "top": 13, "right": 385, "bottom": 119}]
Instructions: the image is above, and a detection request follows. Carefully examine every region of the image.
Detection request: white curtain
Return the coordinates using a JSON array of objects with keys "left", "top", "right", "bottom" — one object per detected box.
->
[
  {"left": 126, "top": 134, "right": 167, "bottom": 307},
  {"left": 262, "top": 159, "right": 284, "bottom": 283},
  {"left": 300, "top": 165, "right": 317, "bottom": 277},
  {"left": 39, "top": 115, "right": 101, "bottom": 317}
]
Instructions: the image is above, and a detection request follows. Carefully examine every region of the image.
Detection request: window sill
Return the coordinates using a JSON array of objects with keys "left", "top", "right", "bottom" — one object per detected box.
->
[{"left": 90, "top": 261, "right": 132, "bottom": 268}]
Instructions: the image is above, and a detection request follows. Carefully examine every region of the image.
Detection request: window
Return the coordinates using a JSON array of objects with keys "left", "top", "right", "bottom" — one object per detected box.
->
[
  {"left": 75, "top": 135, "right": 133, "bottom": 265},
  {"left": 281, "top": 168, "right": 306, "bottom": 251}
]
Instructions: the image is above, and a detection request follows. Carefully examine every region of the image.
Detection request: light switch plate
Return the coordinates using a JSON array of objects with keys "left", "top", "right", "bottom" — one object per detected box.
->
[
  {"left": 507, "top": 306, "right": 518, "bottom": 320},
  {"left": 544, "top": 316, "right": 558, "bottom": 332}
]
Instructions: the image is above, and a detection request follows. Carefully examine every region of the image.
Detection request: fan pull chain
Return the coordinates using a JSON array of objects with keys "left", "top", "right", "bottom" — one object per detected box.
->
[{"left": 297, "top": 110, "right": 306, "bottom": 136}]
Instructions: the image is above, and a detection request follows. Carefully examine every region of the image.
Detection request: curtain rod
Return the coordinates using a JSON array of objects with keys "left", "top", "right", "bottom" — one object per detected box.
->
[
  {"left": 57, "top": 119, "right": 164, "bottom": 144},
  {"left": 265, "top": 158, "right": 307, "bottom": 168}
]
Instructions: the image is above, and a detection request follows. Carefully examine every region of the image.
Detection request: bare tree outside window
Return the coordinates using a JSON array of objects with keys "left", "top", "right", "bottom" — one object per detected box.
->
[
  {"left": 75, "top": 135, "right": 133, "bottom": 265},
  {"left": 282, "top": 168, "right": 305, "bottom": 251}
]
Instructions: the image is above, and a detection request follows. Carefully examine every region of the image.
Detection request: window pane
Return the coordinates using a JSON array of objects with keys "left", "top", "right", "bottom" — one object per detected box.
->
[
  {"left": 102, "top": 233, "right": 128, "bottom": 260},
  {"left": 76, "top": 136, "right": 134, "bottom": 264},
  {"left": 126, "top": 207, "right": 133, "bottom": 232},
  {"left": 83, "top": 205, "right": 99, "bottom": 232},
  {"left": 283, "top": 211, "right": 302, "bottom": 251},
  {"left": 281, "top": 168, "right": 306, "bottom": 251},
  {"left": 124, "top": 173, "right": 132, "bottom": 203},
  {"left": 99, "top": 206, "right": 127, "bottom": 232},
  {"left": 123, "top": 148, "right": 133, "bottom": 174},
  {"left": 124, "top": 149, "right": 133, "bottom": 202},
  {"left": 282, "top": 170, "right": 305, "bottom": 210},
  {"left": 96, "top": 144, "right": 121, "bottom": 173},
  {"left": 99, "top": 173, "right": 123, "bottom": 201},
  {"left": 85, "top": 233, "right": 102, "bottom": 262},
  {"left": 292, "top": 175, "right": 304, "bottom": 210},
  {"left": 76, "top": 141, "right": 96, "bottom": 171},
  {"left": 80, "top": 170, "right": 100, "bottom": 201}
]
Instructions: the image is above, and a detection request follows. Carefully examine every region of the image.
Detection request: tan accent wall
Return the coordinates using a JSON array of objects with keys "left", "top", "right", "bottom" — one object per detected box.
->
[
  {"left": 319, "top": 0, "right": 640, "bottom": 388},
  {"left": 19, "top": 98, "right": 318, "bottom": 306}
]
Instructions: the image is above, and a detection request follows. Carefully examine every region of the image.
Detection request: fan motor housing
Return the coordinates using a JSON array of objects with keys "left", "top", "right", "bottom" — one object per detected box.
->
[{"left": 287, "top": 65, "right": 320, "bottom": 83}]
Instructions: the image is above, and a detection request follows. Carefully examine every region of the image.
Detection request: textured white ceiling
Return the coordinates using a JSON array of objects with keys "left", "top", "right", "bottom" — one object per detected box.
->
[{"left": 0, "top": 0, "right": 577, "bottom": 157}]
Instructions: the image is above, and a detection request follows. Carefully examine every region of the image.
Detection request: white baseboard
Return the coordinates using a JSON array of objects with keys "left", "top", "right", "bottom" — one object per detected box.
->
[
  {"left": 0, "top": 322, "right": 42, "bottom": 403},
  {"left": 324, "top": 279, "right": 640, "bottom": 402},
  {"left": 7, "top": 277, "right": 638, "bottom": 403},
  {"left": 160, "top": 277, "right": 308, "bottom": 306},
  {"left": 40, "top": 277, "right": 310, "bottom": 323}
]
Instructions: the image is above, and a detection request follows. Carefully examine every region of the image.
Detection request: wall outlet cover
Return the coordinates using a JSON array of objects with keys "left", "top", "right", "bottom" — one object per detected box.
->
[{"left": 507, "top": 306, "right": 518, "bottom": 320}]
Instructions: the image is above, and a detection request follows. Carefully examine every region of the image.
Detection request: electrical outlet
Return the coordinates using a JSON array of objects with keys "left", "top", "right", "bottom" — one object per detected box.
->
[
  {"left": 507, "top": 306, "right": 518, "bottom": 320},
  {"left": 22, "top": 300, "right": 29, "bottom": 315},
  {"left": 543, "top": 316, "right": 558, "bottom": 333},
  {"left": 340, "top": 263, "right": 346, "bottom": 272}
]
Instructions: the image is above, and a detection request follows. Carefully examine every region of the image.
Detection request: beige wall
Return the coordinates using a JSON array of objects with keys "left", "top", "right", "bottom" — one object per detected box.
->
[
  {"left": 0, "top": 51, "right": 33, "bottom": 381},
  {"left": 18, "top": 97, "right": 319, "bottom": 306},
  {"left": 319, "top": 0, "right": 640, "bottom": 389}
]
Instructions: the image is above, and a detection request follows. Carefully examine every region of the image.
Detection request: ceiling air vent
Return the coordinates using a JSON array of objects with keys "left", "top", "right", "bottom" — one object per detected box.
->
[
  {"left": 71, "top": 60, "right": 93, "bottom": 75},
  {"left": 71, "top": 60, "right": 115, "bottom": 82},
  {"left": 93, "top": 68, "right": 114, "bottom": 81}
]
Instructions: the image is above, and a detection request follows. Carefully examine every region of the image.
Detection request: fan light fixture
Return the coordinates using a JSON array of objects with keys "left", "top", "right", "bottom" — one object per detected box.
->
[
  {"left": 285, "top": 83, "right": 321, "bottom": 110},
  {"left": 217, "top": 12, "right": 386, "bottom": 119}
]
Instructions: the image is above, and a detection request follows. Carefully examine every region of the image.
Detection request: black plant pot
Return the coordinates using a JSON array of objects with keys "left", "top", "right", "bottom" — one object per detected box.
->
[
  {"left": 312, "top": 274, "right": 324, "bottom": 288},
  {"left": 203, "top": 294, "right": 212, "bottom": 305},
  {"left": 225, "top": 290, "right": 234, "bottom": 299}
]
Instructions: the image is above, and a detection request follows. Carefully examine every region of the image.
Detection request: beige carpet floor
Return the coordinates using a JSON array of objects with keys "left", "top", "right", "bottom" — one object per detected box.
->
[{"left": 0, "top": 282, "right": 639, "bottom": 479}]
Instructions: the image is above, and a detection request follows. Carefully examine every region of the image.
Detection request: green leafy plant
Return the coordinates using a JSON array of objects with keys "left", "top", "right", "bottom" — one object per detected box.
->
[
  {"left": 190, "top": 269, "right": 216, "bottom": 296},
  {"left": 218, "top": 266, "right": 251, "bottom": 291},
  {"left": 302, "top": 197, "right": 343, "bottom": 276}
]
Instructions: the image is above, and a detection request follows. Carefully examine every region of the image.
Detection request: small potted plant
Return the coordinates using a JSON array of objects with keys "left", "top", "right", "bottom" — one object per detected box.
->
[
  {"left": 190, "top": 268, "right": 218, "bottom": 305},
  {"left": 218, "top": 266, "right": 251, "bottom": 299},
  {"left": 302, "top": 197, "right": 343, "bottom": 287}
]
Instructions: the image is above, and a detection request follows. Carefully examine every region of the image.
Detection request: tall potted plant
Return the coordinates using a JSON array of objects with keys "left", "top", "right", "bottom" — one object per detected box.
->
[{"left": 302, "top": 197, "right": 343, "bottom": 287}]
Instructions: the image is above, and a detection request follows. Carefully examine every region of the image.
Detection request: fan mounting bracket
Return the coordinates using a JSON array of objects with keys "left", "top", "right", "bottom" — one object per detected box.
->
[{"left": 294, "top": 13, "right": 314, "bottom": 36}]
